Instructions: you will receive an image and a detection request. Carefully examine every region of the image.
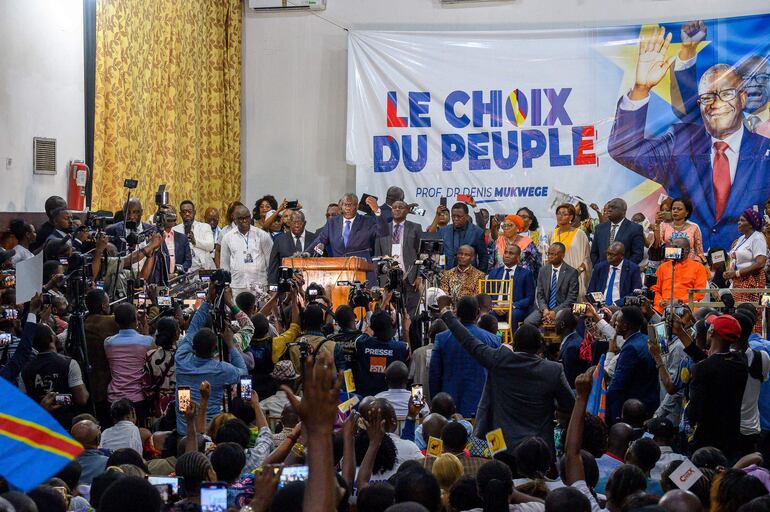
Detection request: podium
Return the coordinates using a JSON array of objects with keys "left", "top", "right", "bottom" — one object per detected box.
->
[{"left": 282, "top": 256, "right": 376, "bottom": 310}]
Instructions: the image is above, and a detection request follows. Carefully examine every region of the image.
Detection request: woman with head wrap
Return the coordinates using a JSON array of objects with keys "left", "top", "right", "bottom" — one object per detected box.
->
[
  {"left": 724, "top": 208, "right": 767, "bottom": 333},
  {"left": 493, "top": 214, "right": 541, "bottom": 277}
]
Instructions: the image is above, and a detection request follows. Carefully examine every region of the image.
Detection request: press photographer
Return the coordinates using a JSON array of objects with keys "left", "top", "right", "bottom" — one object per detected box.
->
[
  {"left": 92, "top": 231, "right": 162, "bottom": 301},
  {"left": 149, "top": 204, "right": 192, "bottom": 285}
]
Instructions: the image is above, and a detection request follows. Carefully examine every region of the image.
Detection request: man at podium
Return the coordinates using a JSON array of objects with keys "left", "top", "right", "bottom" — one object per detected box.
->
[{"left": 307, "top": 193, "right": 388, "bottom": 282}]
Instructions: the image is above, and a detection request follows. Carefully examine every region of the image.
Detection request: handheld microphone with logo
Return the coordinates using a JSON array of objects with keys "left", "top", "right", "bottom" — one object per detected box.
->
[
  {"left": 183, "top": 219, "right": 193, "bottom": 235},
  {"left": 313, "top": 243, "right": 325, "bottom": 257}
]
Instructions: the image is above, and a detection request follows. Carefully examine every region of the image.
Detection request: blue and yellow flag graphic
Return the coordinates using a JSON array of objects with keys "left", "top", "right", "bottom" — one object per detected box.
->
[{"left": 0, "top": 378, "right": 83, "bottom": 491}]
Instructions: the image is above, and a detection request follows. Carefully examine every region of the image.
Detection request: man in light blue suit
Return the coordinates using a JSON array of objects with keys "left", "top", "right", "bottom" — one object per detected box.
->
[
  {"left": 608, "top": 27, "right": 770, "bottom": 250},
  {"left": 486, "top": 244, "right": 535, "bottom": 328}
]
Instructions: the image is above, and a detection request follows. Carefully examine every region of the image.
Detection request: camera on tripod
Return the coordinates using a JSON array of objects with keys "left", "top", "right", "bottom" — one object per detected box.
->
[{"left": 375, "top": 257, "right": 404, "bottom": 291}]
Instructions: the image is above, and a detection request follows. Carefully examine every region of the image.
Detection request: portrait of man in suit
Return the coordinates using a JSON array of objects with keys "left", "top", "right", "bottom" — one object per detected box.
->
[
  {"left": 486, "top": 244, "right": 535, "bottom": 328},
  {"left": 268, "top": 210, "right": 316, "bottom": 284},
  {"left": 587, "top": 241, "right": 642, "bottom": 307},
  {"left": 608, "top": 27, "right": 770, "bottom": 250},
  {"left": 525, "top": 242, "right": 579, "bottom": 326},
  {"left": 373, "top": 200, "right": 423, "bottom": 312}
]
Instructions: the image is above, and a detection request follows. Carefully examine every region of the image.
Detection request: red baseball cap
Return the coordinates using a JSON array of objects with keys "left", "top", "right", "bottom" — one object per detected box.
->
[{"left": 706, "top": 315, "right": 741, "bottom": 344}]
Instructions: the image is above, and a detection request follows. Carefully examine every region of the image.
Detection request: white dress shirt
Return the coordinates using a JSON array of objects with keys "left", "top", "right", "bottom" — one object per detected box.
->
[
  {"left": 340, "top": 216, "right": 356, "bottom": 238},
  {"left": 498, "top": 265, "right": 517, "bottom": 302},
  {"left": 173, "top": 221, "right": 215, "bottom": 272},
  {"left": 391, "top": 221, "right": 405, "bottom": 268},
  {"left": 219, "top": 226, "right": 274, "bottom": 291}
]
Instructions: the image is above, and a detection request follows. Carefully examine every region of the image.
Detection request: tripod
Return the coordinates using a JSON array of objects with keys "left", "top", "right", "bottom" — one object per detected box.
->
[{"left": 63, "top": 263, "right": 96, "bottom": 416}]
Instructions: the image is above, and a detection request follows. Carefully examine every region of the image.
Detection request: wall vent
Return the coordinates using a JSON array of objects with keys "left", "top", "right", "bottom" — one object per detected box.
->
[{"left": 33, "top": 137, "right": 57, "bottom": 175}]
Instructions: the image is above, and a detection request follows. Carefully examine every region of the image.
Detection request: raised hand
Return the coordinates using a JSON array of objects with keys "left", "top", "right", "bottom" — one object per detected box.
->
[
  {"left": 199, "top": 380, "right": 211, "bottom": 401},
  {"left": 679, "top": 20, "right": 706, "bottom": 60},
  {"left": 574, "top": 367, "right": 594, "bottom": 399},
  {"left": 365, "top": 195, "right": 379, "bottom": 213},
  {"left": 282, "top": 351, "right": 342, "bottom": 436},
  {"left": 632, "top": 26, "right": 676, "bottom": 100}
]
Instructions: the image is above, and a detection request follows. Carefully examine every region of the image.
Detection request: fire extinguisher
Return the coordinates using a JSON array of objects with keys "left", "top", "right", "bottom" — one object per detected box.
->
[{"left": 67, "top": 160, "right": 90, "bottom": 212}]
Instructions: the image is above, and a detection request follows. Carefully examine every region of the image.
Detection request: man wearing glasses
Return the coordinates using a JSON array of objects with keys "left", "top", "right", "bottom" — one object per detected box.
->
[{"left": 608, "top": 26, "right": 770, "bottom": 251}]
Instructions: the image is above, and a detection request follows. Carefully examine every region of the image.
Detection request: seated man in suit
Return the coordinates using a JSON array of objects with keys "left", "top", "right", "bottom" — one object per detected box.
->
[
  {"left": 590, "top": 198, "right": 645, "bottom": 266},
  {"left": 439, "top": 202, "right": 488, "bottom": 271},
  {"left": 439, "top": 245, "right": 486, "bottom": 301},
  {"left": 268, "top": 210, "right": 315, "bottom": 284},
  {"left": 486, "top": 244, "right": 535, "bottom": 328},
  {"left": 149, "top": 205, "right": 192, "bottom": 284},
  {"left": 105, "top": 198, "right": 154, "bottom": 254},
  {"left": 524, "top": 242, "right": 579, "bottom": 326},
  {"left": 307, "top": 193, "right": 388, "bottom": 282},
  {"left": 587, "top": 241, "right": 642, "bottom": 307}
]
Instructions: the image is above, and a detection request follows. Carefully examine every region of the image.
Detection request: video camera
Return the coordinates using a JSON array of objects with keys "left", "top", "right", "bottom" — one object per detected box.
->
[
  {"left": 338, "top": 280, "right": 372, "bottom": 309},
  {"left": 211, "top": 269, "right": 231, "bottom": 291},
  {"left": 375, "top": 257, "right": 404, "bottom": 291},
  {"left": 623, "top": 287, "right": 654, "bottom": 306},
  {"left": 277, "top": 266, "right": 298, "bottom": 293}
]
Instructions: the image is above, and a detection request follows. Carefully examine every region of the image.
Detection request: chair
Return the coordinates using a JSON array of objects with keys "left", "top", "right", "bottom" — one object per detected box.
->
[{"left": 478, "top": 279, "right": 514, "bottom": 344}]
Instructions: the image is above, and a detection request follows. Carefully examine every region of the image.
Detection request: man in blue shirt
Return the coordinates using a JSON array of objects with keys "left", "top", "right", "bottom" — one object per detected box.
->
[
  {"left": 438, "top": 203, "right": 488, "bottom": 271},
  {"left": 429, "top": 295, "right": 500, "bottom": 417},
  {"left": 175, "top": 284, "right": 248, "bottom": 434},
  {"left": 606, "top": 306, "right": 659, "bottom": 424}
]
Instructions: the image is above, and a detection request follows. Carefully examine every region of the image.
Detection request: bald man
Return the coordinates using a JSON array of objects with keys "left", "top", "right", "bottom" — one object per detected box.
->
[
  {"left": 375, "top": 361, "right": 429, "bottom": 417},
  {"left": 72, "top": 420, "right": 108, "bottom": 485},
  {"left": 659, "top": 489, "right": 704, "bottom": 512},
  {"left": 609, "top": 27, "right": 770, "bottom": 250}
]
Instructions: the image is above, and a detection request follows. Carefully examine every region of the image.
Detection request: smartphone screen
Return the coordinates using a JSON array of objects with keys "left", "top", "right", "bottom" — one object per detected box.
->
[
  {"left": 200, "top": 482, "right": 227, "bottom": 511},
  {"left": 411, "top": 384, "right": 424, "bottom": 407},
  {"left": 55, "top": 394, "right": 73, "bottom": 406},
  {"left": 178, "top": 386, "right": 191, "bottom": 412},
  {"left": 279, "top": 466, "right": 309, "bottom": 489},
  {"left": 0, "top": 333, "right": 11, "bottom": 347},
  {"left": 240, "top": 377, "right": 252, "bottom": 400},
  {"left": 457, "top": 194, "right": 472, "bottom": 203},
  {"left": 157, "top": 296, "right": 172, "bottom": 307},
  {"left": 148, "top": 476, "right": 179, "bottom": 494}
]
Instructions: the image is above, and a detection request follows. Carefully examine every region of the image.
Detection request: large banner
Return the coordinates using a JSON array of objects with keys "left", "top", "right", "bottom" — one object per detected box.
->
[{"left": 346, "top": 14, "right": 770, "bottom": 250}]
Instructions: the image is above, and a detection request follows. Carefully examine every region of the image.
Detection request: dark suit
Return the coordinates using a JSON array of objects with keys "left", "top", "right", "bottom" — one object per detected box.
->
[
  {"left": 268, "top": 230, "right": 314, "bottom": 284},
  {"left": 374, "top": 220, "right": 423, "bottom": 312},
  {"left": 608, "top": 98, "right": 770, "bottom": 250},
  {"left": 105, "top": 221, "right": 154, "bottom": 253},
  {"left": 487, "top": 265, "right": 535, "bottom": 327},
  {"left": 438, "top": 223, "right": 488, "bottom": 271},
  {"left": 150, "top": 230, "right": 192, "bottom": 283},
  {"left": 587, "top": 259, "right": 642, "bottom": 307},
  {"left": 308, "top": 214, "right": 387, "bottom": 259},
  {"left": 605, "top": 332, "right": 660, "bottom": 423},
  {"left": 524, "top": 263, "right": 579, "bottom": 325},
  {"left": 31, "top": 221, "right": 56, "bottom": 253},
  {"left": 590, "top": 219, "right": 645, "bottom": 266}
]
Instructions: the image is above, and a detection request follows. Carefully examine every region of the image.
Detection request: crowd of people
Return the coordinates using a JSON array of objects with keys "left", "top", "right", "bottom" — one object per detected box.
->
[{"left": 0, "top": 170, "right": 769, "bottom": 512}]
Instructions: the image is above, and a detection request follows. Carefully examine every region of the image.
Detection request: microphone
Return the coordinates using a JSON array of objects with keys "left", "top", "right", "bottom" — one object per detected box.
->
[
  {"left": 719, "top": 288, "right": 735, "bottom": 312},
  {"left": 299, "top": 252, "right": 311, "bottom": 258},
  {"left": 313, "top": 243, "right": 324, "bottom": 257},
  {"left": 183, "top": 219, "right": 193, "bottom": 235}
]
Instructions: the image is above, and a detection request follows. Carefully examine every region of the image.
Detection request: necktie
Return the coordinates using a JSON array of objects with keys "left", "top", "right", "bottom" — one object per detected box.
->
[
  {"left": 294, "top": 235, "right": 302, "bottom": 253},
  {"left": 548, "top": 269, "right": 558, "bottom": 310},
  {"left": 393, "top": 223, "right": 402, "bottom": 244},
  {"left": 605, "top": 266, "right": 617, "bottom": 306},
  {"left": 343, "top": 220, "right": 351, "bottom": 247},
  {"left": 499, "top": 268, "right": 511, "bottom": 301},
  {"left": 609, "top": 224, "right": 618, "bottom": 244},
  {"left": 713, "top": 141, "right": 731, "bottom": 220}
]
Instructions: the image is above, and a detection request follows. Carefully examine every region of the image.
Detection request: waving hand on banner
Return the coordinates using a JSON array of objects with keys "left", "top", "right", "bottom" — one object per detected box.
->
[{"left": 631, "top": 26, "right": 677, "bottom": 100}]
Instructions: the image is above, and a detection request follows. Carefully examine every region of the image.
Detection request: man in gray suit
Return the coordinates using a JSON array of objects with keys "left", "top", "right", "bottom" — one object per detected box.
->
[
  {"left": 437, "top": 295, "right": 575, "bottom": 456},
  {"left": 525, "top": 242, "right": 579, "bottom": 326},
  {"left": 374, "top": 200, "right": 423, "bottom": 313}
]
